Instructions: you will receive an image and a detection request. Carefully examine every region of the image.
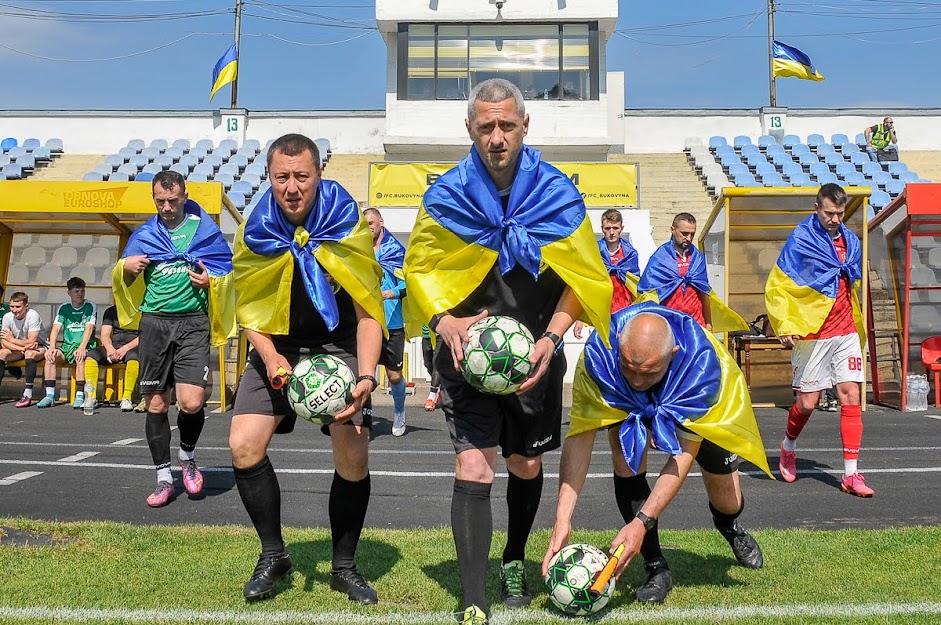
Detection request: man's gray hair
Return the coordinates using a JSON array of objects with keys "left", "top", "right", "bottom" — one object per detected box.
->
[{"left": 467, "top": 78, "right": 526, "bottom": 123}]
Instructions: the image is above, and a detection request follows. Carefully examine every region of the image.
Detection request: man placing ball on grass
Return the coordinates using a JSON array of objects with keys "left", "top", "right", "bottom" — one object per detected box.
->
[
  {"left": 229, "top": 133, "right": 386, "bottom": 604},
  {"left": 404, "top": 78, "right": 612, "bottom": 625}
]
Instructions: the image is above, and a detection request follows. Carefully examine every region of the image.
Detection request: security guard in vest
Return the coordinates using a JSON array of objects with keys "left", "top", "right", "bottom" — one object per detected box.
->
[{"left": 864, "top": 117, "right": 898, "bottom": 162}]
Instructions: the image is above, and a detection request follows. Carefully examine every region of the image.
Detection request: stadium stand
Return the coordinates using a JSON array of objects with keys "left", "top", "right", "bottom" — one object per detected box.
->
[
  {"left": 690, "top": 133, "right": 929, "bottom": 213},
  {"left": 0, "top": 138, "right": 62, "bottom": 179}
]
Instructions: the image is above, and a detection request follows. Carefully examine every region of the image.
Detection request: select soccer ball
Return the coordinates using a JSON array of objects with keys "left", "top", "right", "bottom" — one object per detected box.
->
[
  {"left": 284, "top": 355, "right": 355, "bottom": 424},
  {"left": 545, "top": 543, "right": 614, "bottom": 616},
  {"left": 461, "top": 315, "right": 535, "bottom": 395}
]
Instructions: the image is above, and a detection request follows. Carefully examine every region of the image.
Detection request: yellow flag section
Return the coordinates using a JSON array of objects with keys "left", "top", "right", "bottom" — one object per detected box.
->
[
  {"left": 369, "top": 162, "right": 638, "bottom": 208},
  {"left": 567, "top": 332, "right": 772, "bottom": 478},
  {"left": 404, "top": 207, "right": 613, "bottom": 345},
  {"left": 232, "top": 218, "right": 386, "bottom": 338}
]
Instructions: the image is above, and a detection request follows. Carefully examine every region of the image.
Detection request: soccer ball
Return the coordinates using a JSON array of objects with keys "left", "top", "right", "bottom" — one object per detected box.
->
[
  {"left": 545, "top": 543, "right": 614, "bottom": 616},
  {"left": 284, "top": 355, "right": 355, "bottom": 424},
  {"left": 461, "top": 315, "right": 535, "bottom": 395}
]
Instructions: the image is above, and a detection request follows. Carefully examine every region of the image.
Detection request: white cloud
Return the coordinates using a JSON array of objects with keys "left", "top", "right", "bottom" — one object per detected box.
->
[{"left": 0, "top": 16, "right": 88, "bottom": 62}]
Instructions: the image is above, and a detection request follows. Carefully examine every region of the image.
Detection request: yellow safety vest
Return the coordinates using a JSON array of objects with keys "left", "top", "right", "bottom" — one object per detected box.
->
[{"left": 871, "top": 124, "right": 892, "bottom": 150}]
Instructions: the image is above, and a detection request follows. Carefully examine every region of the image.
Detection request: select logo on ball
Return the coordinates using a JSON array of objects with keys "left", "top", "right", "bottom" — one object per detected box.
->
[{"left": 284, "top": 355, "right": 356, "bottom": 425}]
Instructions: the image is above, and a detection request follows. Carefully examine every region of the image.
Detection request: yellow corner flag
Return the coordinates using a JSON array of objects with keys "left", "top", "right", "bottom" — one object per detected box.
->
[
  {"left": 772, "top": 40, "right": 824, "bottom": 82},
  {"left": 210, "top": 44, "right": 238, "bottom": 102}
]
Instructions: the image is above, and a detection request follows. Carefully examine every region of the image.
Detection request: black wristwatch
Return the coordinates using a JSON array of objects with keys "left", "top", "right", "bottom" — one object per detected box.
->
[
  {"left": 540, "top": 331, "right": 563, "bottom": 352},
  {"left": 635, "top": 511, "right": 658, "bottom": 531},
  {"left": 356, "top": 375, "right": 378, "bottom": 392},
  {"left": 429, "top": 312, "right": 449, "bottom": 332}
]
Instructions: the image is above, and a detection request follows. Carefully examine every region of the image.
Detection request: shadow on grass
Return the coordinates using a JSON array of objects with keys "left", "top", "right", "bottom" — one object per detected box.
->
[
  {"left": 290, "top": 537, "right": 401, "bottom": 593},
  {"left": 422, "top": 556, "right": 507, "bottom": 607}
]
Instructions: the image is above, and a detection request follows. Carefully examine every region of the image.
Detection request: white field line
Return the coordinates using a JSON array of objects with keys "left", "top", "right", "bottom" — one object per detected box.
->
[
  {"left": 110, "top": 438, "right": 143, "bottom": 445},
  {"left": 1, "top": 457, "right": 941, "bottom": 479},
  {"left": 1, "top": 602, "right": 941, "bottom": 624},
  {"left": 56, "top": 451, "right": 98, "bottom": 462},
  {"left": 0, "top": 471, "right": 42, "bottom": 486}
]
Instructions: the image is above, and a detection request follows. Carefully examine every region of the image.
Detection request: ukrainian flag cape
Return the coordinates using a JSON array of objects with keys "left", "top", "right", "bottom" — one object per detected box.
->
[
  {"left": 111, "top": 200, "right": 236, "bottom": 347},
  {"left": 765, "top": 214, "right": 864, "bottom": 342},
  {"left": 404, "top": 145, "right": 612, "bottom": 344},
  {"left": 569, "top": 303, "right": 771, "bottom": 477},
  {"left": 637, "top": 242, "right": 747, "bottom": 333},
  {"left": 376, "top": 227, "right": 405, "bottom": 277},
  {"left": 232, "top": 181, "right": 385, "bottom": 336},
  {"left": 599, "top": 237, "right": 640, "bottom": 299}
]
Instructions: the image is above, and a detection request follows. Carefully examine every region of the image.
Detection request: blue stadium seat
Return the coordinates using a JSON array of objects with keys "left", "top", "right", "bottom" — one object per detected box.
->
[
  {"left": 885, "top": 180, "right": 905, "bottom": 196},
  {"left": 831, "top": 134, "right": 850, "bottom": 147},
  {"left": 720, "top": 153, "right": 742, "bottom": 168},
  {"left": 170, "top": 163, "right": 190, "bottom": 177},
  {"left": 204, "top": 154, "right": 224, "bottom": 170},
  {"left": 755, "top": 162, "right": 776, "bottom": 178},
  {"left": 899, "top": 171, "right": 919, "bottom": 183},
  {"left": 758, "top": 134, "right": 778, "bottom": 149},
  {"left": 242, "top": 139, "right": 261, "bottom": 153},
  {"left": 816, "top": 143, "right": 835, "bottom": 156},
  {"left": 141, "top": 147, "right": 160, "bottom": 161},
  {"left": 816, "top": 172, "right": 838, "bottom": 185},
  {"left": 227, "top": 192, "right": 246, "bottom": 210},
  {"left": 218, "top": 162, "right": 239, "bottom": 178},
  {"left": 194, "top": 139, "right": 214, "bottom": 153},
  {"left": 22, "top": 138, "right": 40, "bottom": 150},
  {"left": 709, "top": 136, "right": 728, "bottom": 150},
  {"left": 172, "top": 139, "right": 191, "bottom": 152},
  {"left": 2, "top": 164, "right": 22, "bottom": 179},
  {"left": 314, "top": 138, "right": 331, "bottom": 162},
  {"left": 765, "top": 143, "right": 786, "bottom": 156},
  {"left": 781, "top": 162, "right": 803, "bottom": 178},
  {"left": 192, "top": 163, "right": 214, "bottom": 178},
  {"left": 95, "top": 163, "right": 114, "bottom": 176},
  {"left": 839, "top": 142, "right": 859, "bottom": 154},
  {"left": 117, "top": 163, "right": 138, "bottom": 177},
  {"left": 746, "top": 152, "right": 767, "bottom": 168},
  {"left": 810, "top": 162, "right": 830, "bottom": 179},
  {"left": 141, "top": 163, "right": 162, "bottom": 175},
  {"left": 728, "top": 163, "right": 750, "bottom": 178},
  {"left": 105, "top": 155, "right": 124, "bottom": 170},
  {"left": 180, "top": 154, "right": 200, "bottom": 170},
  {"left": 789, "top": 172, "right": 812, "bottom": 187},
  {"left": 0, "top": 155, "right": 8, "bottom": 167},
  {"left": 852, "top": 152, "right": 873, "bottom": 168},
  {"left": 1, "top": 138, "right": 18, "bottom": 152},
  {"left": 771, "top": 152, "right": 793, "bottom": 167},
  {"left": 835, "top": 162, "right": 857, "bottom": 179},
  {"left": 740, "top": 144, "right": 760, "bottom": 157},
  {"left": 782, "top": 134, "right": 801, "bottom": 149},
  {"left": 887, "top": 162, "right": 909, "bottom": 175},
  {"left": 231, "top": 180, "right": 253, "bottom": 197},
  {"left": 791, "top": 143, "right": 811, "bottom": 156},
  {"left": 135, "top": 172, "right": 155, "bottom": 183},
  {"left": 130, "top": 154, "right": 149, "bottom": 169},
  {"left": 108, "top": 171, "right": 130, "bottom": 182},
  {"left": 869, "top": 190, "right": 891, "bottom": 211},
  {"left": 734, "top": 135, "right": 754, "bottom": 149},
  {"left": 83, "top": 172, "right": 103, "bottom": 182},
  {"left": 153, "top": 155, "right": 173, "bottom": 170},
  {"left": 127, "top": 139, "right": 145, "bottom": 153},
  {"left": 715, "top": 144, "right": 735, "bottom": 157},
  {"left": 735, "top": 174, "right": 761, "bottom": 187},
  {"left": 32, "top": 147, "right": 51, "bottom": 162},
  {"left": 807, "top": 134, "right": 826, "bottom": 149},
  {"left": 188, "top": 173, "right": 209, "bottom": 183},
  {"left": 824, "top": 152, "right": 845, "bottom": 167},
  {"left": 8, "top": 146, "right": 27, "bottom": 159},
  {"left": 244, "top": 162, "right": 266, "bottom": 178},
  {"left": 149, "top": 139, "right": 169, "bottom": 152},
  {"left": 189, "top": 146, "right": 208, "bottom": 162},
  {"left": 762, "top": 172, "right": 786, "bottom": 187},
  {"left": 45, "top": 138, "right": 64, "bottom": 153},
  {"left": 855, "top": 133, "right": 867, "bottom": 148},
  {"left": 118, "top": 147, "right": 136, "bottom": 162},
  {"left": 229, "top": 154, "right": 249, "bottom": 170},
  {"left": 213, "top": 173, "right": 235, "bottom": 189},
  {"left": 240, "top": 173, "right": 262, "bottom": 189},
  {"left": 798, "top": 153, "right": 819, "bottom": 168},
  {"left": 861, "top": 161, "right": 882, "bottom": 177},
  {"left": 16, "top": 155, "right": 35, "bottom": 171},
  {"left": 218, "top": 139, "right": 238, "bottom": 154},
  {"left": 165, "top": 147, "right": 184, "bottom": 162},
  {"left": 843, "top": 172, "right": 867, "bottom": 187},
  {"left": 871, "top": 171, "right": 892, "bottom": 187}
]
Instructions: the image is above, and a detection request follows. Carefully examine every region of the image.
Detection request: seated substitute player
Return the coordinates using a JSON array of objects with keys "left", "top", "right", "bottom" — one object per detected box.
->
[
  {"left": 364, "top": 207, "right": 409, "bottom": 436},
  {"left": 765, "top": 182, "right": 872, "bottom": 496},
  {"left": 0, "top": 291, "right": 48, "bottom": 407},
  {"left": 638, "top": 212, "right": 747, "bottom": 333},
  {"left": 404, "top": 78, "right": 612, "bottom": 625},
  {"left": 86, "top": 304, "right": 140, "bottom": 411},
  {"left": 229, "top": 133, "right": 385, "bottom": 604},
  {"left": 37, "top": 277, "right": 100, "bottom": 410},
  {"left": 542, "top": 304, "right": 771, "bottom": 604}
]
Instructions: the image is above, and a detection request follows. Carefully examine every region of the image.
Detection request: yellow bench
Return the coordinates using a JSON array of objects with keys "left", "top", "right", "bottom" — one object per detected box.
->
[{"left": 6, "top": 358, "right": 128, "bottom": 403}]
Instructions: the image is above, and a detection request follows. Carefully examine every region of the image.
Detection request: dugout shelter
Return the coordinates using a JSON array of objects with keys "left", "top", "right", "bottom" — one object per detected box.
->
[
  {"left": 867, "top": 183, "right": 941, "bottom": 411},
  {"left": 701, "top": 186, "right": 871, "bottom": 407},
  {"left": 0, "top": 180, "right": 241, "bottom": 410}
]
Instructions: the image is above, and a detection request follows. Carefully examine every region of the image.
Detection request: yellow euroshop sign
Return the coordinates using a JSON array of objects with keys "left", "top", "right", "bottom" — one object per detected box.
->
[
  {"left": 0, "top": 181, "right": 225, "bottom": 214},
  {"left": 368, "top": 161, "right": 638, "bottom": 208}
]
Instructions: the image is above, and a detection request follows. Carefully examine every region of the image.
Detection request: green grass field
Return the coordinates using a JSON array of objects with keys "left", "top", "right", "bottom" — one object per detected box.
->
[{"left": 2, "top": 518, "right": 940, "bottom": 624}]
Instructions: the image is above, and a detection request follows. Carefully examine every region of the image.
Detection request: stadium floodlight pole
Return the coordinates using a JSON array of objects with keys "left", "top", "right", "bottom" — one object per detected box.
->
[
  {"left": 768, "top": 0, "right": 776, "bottom": 106},
  {"left": 231, "top": 0, "right": 243, "bottom": 108}
]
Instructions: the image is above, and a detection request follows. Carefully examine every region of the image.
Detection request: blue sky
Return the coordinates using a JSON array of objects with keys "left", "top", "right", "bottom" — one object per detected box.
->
[{"left": 1, "top": 0, "right": 938, "bottom": 111}]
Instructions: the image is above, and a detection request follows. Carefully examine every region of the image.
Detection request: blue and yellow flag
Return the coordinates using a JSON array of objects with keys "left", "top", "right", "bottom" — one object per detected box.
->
[
  {"left": 636, "top": 242, "right": 747, "bottom": 333},
  {"left": 765, "top": 214, "right": 864, "bottom": 342},
  {"left": 599, "top": 237, "right": 640, "bottom": 298},
  {"left": 111, "top": 200, "right": 236, "bottom": 347},
  {"left": 773, "top": 40, "right": 824, "bottom": 82},
  {"left": 375, "top": 227, "right": 405, "bottom": 278},
  {"left": 404, "top": 145, "right": 612, "bottom": 342},
  {"left": 210, "top": 44, "right": 238, "bottom": 102},
  {"left": 233, "top": 182, "right": 385, "bottom": 336},
  {"left": 569, "top": 303, "right": 771, "bottom": 477}
]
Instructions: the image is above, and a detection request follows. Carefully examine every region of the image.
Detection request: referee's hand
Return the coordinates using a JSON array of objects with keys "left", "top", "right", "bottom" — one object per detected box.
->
[
  {"left": 517, "top": 336, "right": 554, "bottom": 394},
  {"left": 437, "top": 310, "right": 489, "bottom": 371}
]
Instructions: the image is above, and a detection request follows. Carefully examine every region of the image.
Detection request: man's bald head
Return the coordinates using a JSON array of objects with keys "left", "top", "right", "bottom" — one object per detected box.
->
[{"left": 617, "top": 312, "right": 677, "bottom": 391}]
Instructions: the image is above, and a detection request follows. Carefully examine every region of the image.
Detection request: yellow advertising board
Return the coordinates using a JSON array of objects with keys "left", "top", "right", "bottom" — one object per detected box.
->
[
  {"left": 0, "top": 180, "right": 225, "bottom": 214},
  {"left": 368, "top": 161, "right": 638, "bottom": 208}
]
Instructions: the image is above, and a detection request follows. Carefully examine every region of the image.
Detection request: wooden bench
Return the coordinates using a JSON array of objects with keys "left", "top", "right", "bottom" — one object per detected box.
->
[{"left": 6, "top": 358, "right": 128, "bottom": 403}]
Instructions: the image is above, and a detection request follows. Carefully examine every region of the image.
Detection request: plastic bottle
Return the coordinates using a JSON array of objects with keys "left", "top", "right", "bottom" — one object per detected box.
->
[{"left": 83, "top": 383, "right": 95, "bottom": 416}]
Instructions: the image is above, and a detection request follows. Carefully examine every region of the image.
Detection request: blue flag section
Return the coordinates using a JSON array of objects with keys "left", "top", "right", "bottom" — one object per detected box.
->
[
  {"left": 210, "top": 44, "right": 238, "bottom": 102},
  {"left": 637, "top": 242, "right": 711, "bottom": 302},
  {"left": 772, "top": 40, "right": 824, "bottom": 82},
  {"left": 598, "top": 237, "right": 639, "bottom": 284},
  {"left": 241, "top": 181, "right": 361, "bottom": 331},
  {"left": 375, "top": 227, "right": 405, "bottom": 277},
  {"left": 422, "top": 145, "right": 586, "bottom": 279}
]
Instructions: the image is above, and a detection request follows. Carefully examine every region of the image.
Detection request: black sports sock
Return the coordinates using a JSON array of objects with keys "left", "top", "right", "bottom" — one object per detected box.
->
[
  {"left": 329, "top": 471, "right": 371, "bottom": 571},
  {"left": 24, "top": 359, "right": 37, "bottom": 389},
  {"left": 0, "top": 361, "right": 6, "bottom": 385},
  {"left": 613, "top": 473, "right": 663, "bottom": 563},
  {"left": 710, "top": 499, "right": 744, "bottom": 532},
  {"left": 177, "top": 408, "right": 206, "bottom": 453},
  {"left": 234, "top": 456, "right": 285, "bottom": 554},
  {"left": 452, "top": 479, "right": 492, "bottom": 614},
  {"left": 144, "top": 411, "right": 171, "bottom": 469},
  {"left": 503, "top": 468, "right": 543, "bottom": 564}
]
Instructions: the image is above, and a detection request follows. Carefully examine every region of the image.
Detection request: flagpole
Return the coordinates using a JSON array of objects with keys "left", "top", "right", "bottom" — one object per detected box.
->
[
  {"left": 230, "top": 0, "right": 242, "bottom": 108},
  {"left": 768, "top": 0, "right": 776, "bottom": 106}
]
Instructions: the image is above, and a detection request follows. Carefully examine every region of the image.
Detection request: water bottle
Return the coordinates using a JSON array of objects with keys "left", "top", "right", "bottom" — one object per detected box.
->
[{"left": 83, "top": 382, "right": 95, "bottom": 416}]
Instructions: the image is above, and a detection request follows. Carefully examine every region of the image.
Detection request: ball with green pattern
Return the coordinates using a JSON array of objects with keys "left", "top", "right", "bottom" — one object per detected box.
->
[
  {"left": 284, "top": 355, "right": 356, "bottom": 425},
  {"left": 545, "top": 543, "right": 614, "bottom": 616},
  {"left": 460, "top": 315, "right": 535, "bottom": 395}
]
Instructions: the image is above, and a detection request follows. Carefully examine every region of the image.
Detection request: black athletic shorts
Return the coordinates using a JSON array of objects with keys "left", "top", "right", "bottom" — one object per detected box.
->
[
  {"left": 379, "top": 327, "right": 405, "bottom": 373},
  {"left": 87, "top": 339, "right": 139, "bottom": 365},
  {"left": 232, "top": 337, "right": 373, "bottom": 436},
  {"left": 138, "top": 312, "right": 210, "bottom": 394},
  {"left": 437, "top": 346, "right": 566, "bottom": 458},
  {"left": 695, "top": 438, "right": 740, "bottom": 475}
]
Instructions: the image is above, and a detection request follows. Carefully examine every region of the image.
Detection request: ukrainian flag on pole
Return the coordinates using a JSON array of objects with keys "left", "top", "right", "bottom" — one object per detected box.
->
[
  {"left": 772, "top": 40, "right": 824, "bottom": 82},
  {"left": 210, "top": 44, "right": 238, "bottom": 102}
]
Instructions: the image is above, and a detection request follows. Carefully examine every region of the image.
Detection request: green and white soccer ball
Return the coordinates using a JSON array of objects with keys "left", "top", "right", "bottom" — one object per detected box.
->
[
  {"left": 461, "top": 315, "right": 535, "bottom": 395},
  {"left": 545, "top": 543, "right": 614, "bottom": 616},
  {"left": 285, "top": 355, "right": 355, "bottom": 424}
]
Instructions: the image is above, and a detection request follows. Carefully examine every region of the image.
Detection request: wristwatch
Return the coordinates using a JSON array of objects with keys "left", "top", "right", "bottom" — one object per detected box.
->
[{"left": 635, "top": 511, "right": 658, "bottom": 531}]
